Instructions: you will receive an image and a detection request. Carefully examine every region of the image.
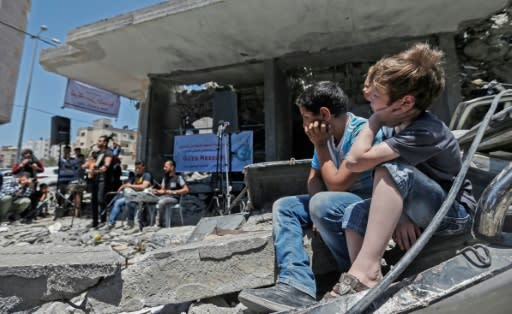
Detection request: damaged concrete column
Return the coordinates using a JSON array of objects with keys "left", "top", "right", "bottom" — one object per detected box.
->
[
  {"left": 138, "top": 78, "right": 181, "bottom": 175},
  {"left": 264, "top": 59, "right": 292, "bottom": 161},
  {"left": 433, "top": 33, "right": 463, "bottom": 124}
]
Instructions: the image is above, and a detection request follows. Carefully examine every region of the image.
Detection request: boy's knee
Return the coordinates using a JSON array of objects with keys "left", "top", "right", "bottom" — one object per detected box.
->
[
  {"left": 309, "top": 194, "right": 330, "bottom": 221},
  {"left": 272, "top": 196, "right": 296, "bottom": 217},
  {"left": 374, "top": 165, "right": 392, "bottom": 180}
]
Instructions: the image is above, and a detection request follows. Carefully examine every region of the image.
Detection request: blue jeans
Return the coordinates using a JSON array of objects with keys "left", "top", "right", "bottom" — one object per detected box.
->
[
  {"left": 273, "top": 192, "right": 362, "bottom": 298},
  {"left": 108, "top": 197, "right": 137, "bottom": 225},
  {"left": 343, "top": 162, "right": 472, "bottom": 237}
]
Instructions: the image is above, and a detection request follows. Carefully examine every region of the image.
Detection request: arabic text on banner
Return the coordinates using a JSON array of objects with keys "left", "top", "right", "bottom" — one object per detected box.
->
[
  {"left": 63, "top": 79, "right": 120, "bottom": 118},
  {"left": 174, "top": 131, "right": 253, "bottom": 172}
]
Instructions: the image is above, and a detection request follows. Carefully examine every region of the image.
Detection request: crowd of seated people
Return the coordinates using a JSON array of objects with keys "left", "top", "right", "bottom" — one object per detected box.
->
[
  {"left": 1, "top": 137, "right": 190, "bottom": 228},
  {"left": 105, "top": 159, "right": 189, "bottom": 230},
  {"left": 0, "top": 136, "right": 125, "bottom": 224}
]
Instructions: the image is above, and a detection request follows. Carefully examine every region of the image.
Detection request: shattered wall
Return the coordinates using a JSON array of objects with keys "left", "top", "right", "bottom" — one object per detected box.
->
[
  {"left": 0, "top": 0, "right": 31, "bottom": 124},
  {"left": 457, "top": 6, "right": 512, "bottom": 98}
]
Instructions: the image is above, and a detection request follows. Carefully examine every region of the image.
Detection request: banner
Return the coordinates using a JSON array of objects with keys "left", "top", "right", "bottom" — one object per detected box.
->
[
  {"left": 174, "top": 131, "right": 253, "bottom": 172},
  {"left": 63, "top": 79, "right": 120, "bottom": 117}
]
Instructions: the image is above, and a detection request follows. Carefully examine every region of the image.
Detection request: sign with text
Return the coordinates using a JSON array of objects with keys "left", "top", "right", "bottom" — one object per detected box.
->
[
  {"left": 174, "top": 131, "right": 253, "bottom": 172},
  {"left": 63, "top": 79, "right": 120, "bottom": 117}
]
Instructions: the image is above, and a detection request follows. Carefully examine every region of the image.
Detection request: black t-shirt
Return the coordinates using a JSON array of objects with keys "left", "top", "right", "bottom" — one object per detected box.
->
[
  {"left": 161, "top": 174, "right": 186, "bottom": 193},
  {"left": 129, "top": 172, "right": 152, "bottom": 186},
  {"left": 384, "top": 111, "right": 476, "bottom": 213},
  {"left": 95, "top": 149, "right": 114, "bottom": 181}
]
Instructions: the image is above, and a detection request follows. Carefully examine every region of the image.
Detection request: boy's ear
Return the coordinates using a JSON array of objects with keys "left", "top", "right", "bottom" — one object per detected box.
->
[
  {"left": 319, "top": 106, "right": 332, "bottom": 120},
  {"left": 402, "top": 95, "right": 416, "bottom": 111}
]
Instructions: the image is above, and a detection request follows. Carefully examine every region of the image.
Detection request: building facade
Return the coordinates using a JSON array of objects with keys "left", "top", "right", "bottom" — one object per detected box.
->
[
  {"left": 0, "top": 0, "right": 31, "bottom": 124},
  {"left": 74, "top": 118, "right": 137, "bottom": 168}
]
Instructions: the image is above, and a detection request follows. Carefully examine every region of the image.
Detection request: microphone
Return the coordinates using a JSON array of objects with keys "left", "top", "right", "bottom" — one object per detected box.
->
[{"left": 217, "top": 120, "right": 230, "bottom": 137}]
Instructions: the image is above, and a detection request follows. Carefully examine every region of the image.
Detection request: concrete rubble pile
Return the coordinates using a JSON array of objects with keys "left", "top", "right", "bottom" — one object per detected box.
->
[{"left": 0, "top": 212, "right": 337, "bottom": 313}]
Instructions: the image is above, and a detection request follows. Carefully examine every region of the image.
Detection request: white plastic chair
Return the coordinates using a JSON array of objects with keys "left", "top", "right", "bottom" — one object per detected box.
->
[{"left": 164, "top": 198, "right": 184, "bottom": 227}]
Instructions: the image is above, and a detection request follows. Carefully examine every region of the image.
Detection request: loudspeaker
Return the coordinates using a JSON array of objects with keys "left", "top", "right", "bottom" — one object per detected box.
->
[
  {"left": 212, "top": 91, "right": 239, "bottom": 134},
  {"left": 50, "top": 116, "right": 70, "bottom": 145}
]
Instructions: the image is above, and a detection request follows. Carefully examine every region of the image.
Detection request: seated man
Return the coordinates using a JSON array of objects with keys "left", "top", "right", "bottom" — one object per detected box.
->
[
  {"left": 12, "top": 149, "right": 44, "bottom": 219},
  {"left": 152, "top": 159, "right": 189, "bottom": 227},
  {"left": 0, "top": 172, "right": 34, "bottom": 223},
  {"left": 107, "top": 160, "right": 152, "bottom": 229}
]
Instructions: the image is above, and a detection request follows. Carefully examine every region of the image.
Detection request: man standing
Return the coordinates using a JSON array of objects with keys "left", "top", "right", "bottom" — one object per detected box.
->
[
  {"left": 57, "top": 146, "right": 77, "bottom": 209},
  {"left": 152, "top": 160, "right": 189, "bottom": 227},
  {"left": 12, "top": 149, "right": 44, "bottom": 182},
  {"left": 85, "top": 135, "right": 113, "bottom": 228},
  {"left": 107, "top": 160, "right": 152, "bottom": 229},
  {"left": 238, "top": 81, "right": 381, "bottom": 312}
]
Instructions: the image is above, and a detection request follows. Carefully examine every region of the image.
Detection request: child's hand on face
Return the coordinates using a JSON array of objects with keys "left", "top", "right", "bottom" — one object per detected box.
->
[
  {"left": 372, "top": 102, "right": 419, "bottom": 127},
  {"left": 304, "top": 120, "right": 331, "bottom": 146}
]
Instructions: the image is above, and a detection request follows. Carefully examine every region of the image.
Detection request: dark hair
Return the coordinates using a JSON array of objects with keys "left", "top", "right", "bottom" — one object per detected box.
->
[
  {"left": 166, "top": 159, "right": 176, "bottom": 167},
  {"left": 99, "top": 135, "right": 110, "bottom": 144},
  {"left": 21, "top": 149, "right": 33, "bottom": 155},
  {"left": 134, "top": 160, "right": 145, "bottom": 167},
  {"left": 39, "top": 183, "right": 48, "bottom": 189},
  {"left": 295, "top": 81, "right": 349, "bottom": 117},
  {"left": 18, "top": 172, "right": 31, "bottom": 178}
]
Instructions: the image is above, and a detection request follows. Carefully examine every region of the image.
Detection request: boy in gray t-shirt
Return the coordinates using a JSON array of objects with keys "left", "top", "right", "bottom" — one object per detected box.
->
[{"left": 323, "top": 43, "right": 476, "bottom": 299}]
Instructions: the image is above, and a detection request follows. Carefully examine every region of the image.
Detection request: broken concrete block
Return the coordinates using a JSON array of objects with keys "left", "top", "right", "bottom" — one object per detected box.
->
[
  {"left": 187, "top": 214, "right": 246, "bottom": 242},
  {"left": 86, "top": 231, "right": 274, "bottom": 313},
  {"left": 0, "top": 244, "right": 124, "bottom": 312}
]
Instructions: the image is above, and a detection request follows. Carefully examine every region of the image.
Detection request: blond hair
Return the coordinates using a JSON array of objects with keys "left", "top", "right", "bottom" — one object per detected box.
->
[{"left": 369, "top": 43, "right": 445, "bottom": 111}]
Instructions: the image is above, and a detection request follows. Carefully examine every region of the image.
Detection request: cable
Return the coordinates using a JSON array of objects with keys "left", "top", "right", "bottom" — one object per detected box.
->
[
  {"left": 346, "top": 89, "right": 512, "bottom": 314},
  {"left": 13, "top": 104, "right": 91, "bottom": 124},
  {"left": 0, "top": 19, "right": 59, "bottom": 47}
]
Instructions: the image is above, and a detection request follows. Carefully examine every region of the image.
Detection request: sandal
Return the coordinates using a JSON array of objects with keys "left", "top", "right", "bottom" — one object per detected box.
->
[{"left": 322, "top": 273, "right": 369, "bottom": 300}]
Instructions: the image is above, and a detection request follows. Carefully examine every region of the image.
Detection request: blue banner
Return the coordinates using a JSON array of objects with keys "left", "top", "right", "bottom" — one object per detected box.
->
[
  {"left": 63, "top": 79, "right": 120, "bottom": 117},
  {"left": 174, "top": 131, "right": 253, "bottom": 172}
]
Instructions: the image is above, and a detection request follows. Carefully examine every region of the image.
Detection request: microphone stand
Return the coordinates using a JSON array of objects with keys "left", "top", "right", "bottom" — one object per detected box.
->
[{"left": 217, "top": 121, "right": 232, "bottom": 215}]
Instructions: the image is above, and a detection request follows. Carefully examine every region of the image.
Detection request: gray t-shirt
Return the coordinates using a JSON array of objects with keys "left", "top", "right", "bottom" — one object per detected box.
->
[{"left": 383, "top": 111, "right": 476, "bottom": 213}]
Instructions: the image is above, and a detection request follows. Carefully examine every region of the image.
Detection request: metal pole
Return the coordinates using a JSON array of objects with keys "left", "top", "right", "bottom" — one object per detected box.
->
[{"left": 16, "top": 30, "right": 43, "bottom": 161}]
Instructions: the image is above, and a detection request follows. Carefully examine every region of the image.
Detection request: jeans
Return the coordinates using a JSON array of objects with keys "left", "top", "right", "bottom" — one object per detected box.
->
[
  {"left": 156, "top": 196, "right": 179, "bottom": 226},
  {"left": 273, "top": 192, "right": 361, "bottom": 298},
  {"left": 108, "top": 197, "right": 137, "bottom": 225},
  {"left": 91, "top": 179, "right": 107, "bottom": 226},
  {"left": 343, "top": 162, "right": 472, "bottom": 237}
]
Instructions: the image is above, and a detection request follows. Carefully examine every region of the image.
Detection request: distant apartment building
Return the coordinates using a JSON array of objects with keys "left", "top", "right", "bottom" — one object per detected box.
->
[
  {"left": 0, "top": 146, "right": 18, "bottom": 168},
  {"left": 74, "top": 118, "right": 137, "bottom": 167},
  {"left": 24, "top": 138, "right": 50, "bottom": 160},
  {"left": 0, "top": 139, "right": 60, "bottom": 168},
  {"left": 0, "top": 0, "right": 31, "bottom": 124}
]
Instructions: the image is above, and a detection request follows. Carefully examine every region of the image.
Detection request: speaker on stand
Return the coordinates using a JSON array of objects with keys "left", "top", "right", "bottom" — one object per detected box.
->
[{"left": 50, "top": 116, "right": 70, "bottom": 146}]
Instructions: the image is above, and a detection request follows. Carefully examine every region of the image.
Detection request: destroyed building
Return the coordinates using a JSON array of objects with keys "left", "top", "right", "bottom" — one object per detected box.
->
[{"left": 2, "top": 1, "right": 512, "bottom": 313}]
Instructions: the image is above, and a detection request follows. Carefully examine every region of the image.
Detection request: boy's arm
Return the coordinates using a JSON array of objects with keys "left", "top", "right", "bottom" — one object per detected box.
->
[
  {"left": 34, "top": 160, "right": 44, "bottom": 173},
  {"left": 306, "top": 122, "right": 359, "bottom": 192},
  {"left": 307, "top": 168, "right": 325, "bottom": 196},
  {"left": 315, "top": 144, "right": 360, "bottom": 191},
  {"left": 346, "top": 116, "right": 398, "bottom": 173}
]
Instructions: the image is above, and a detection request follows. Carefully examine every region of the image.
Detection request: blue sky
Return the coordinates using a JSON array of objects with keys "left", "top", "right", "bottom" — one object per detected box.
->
[{"left": 0, "top": 0, "right": 164, "bottom": 146}]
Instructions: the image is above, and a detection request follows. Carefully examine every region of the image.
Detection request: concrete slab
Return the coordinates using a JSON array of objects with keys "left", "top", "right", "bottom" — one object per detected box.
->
[
  {"left": 186, "top": 213, "right": 246, "bottom": 242},
  {"left": 0, "top": 245, "right": 124, "bottom": 312},
  {"left": 85, "top": 231, "right": 274, "bottom": 313},
  {"left": 40, "top": 0, "right": 507, "bottom": 98}
]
